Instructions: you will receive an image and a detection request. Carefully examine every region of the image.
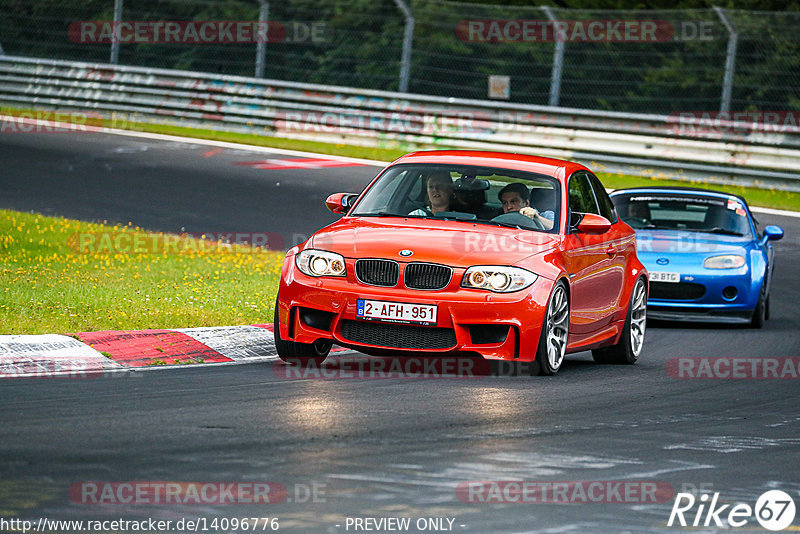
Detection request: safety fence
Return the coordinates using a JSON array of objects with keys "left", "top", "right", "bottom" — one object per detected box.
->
[{"left": 1, "top": 1, "right": 799, "bottom": 115}]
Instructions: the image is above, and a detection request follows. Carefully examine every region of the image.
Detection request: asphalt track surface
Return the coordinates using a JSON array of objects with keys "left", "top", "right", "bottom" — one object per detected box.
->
[{"left": 1, "top": 130, "right": 800, "bottom": 533}]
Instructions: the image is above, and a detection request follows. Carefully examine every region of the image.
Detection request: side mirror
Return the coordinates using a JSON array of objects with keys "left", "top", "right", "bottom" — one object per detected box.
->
[
  {"left": 762, "top": 225, "right": 784, "bottom": 243},
  {"left": 325, "top": 193, "right": 358, "bottom": 214},
  {"left": 576, "top": 213, "right": 612, "bottom": 234}
]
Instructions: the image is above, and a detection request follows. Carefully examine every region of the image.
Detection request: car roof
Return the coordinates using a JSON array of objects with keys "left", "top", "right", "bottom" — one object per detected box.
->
[
  {"left": 389, "top": 150, "right": 590, "bottom": 180},
  {"left": 609, "top": 186, "right": 750, "bottom": 207}
]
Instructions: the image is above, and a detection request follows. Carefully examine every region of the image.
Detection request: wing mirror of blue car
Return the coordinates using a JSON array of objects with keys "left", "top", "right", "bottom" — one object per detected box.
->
[
  {"left": 762, "top": 225, "right": 784, "bottom": 243},
  {"left": 576, "top": 213, "right": 612, "bottom": 234},
  {"left": 325, "top": 193, "right": 359, "bottom": 214}
]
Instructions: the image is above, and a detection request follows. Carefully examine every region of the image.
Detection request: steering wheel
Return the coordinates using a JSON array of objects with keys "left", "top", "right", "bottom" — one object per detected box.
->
[
  {"left": 526, "top": 213, "right": 545, "bottom": 230},
  {"left": 491, "top": 211, "right": 544, "bottom": 230}
]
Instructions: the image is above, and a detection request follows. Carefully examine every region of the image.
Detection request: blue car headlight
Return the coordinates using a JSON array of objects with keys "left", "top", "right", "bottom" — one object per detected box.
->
[
  {"left": 296, "top": 249, "right": 346, "bottom": 277},
  {"left": 462, "top": 266, "right": 537, "bottom": 293},
  {"left": 703, "top": 254, "right": 745, "bottom": 269}
]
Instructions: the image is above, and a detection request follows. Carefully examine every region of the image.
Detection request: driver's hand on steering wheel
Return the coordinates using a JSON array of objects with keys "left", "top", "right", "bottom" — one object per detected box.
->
[{"left": 520, "top": 206, "right": 553, "bottom": 230}]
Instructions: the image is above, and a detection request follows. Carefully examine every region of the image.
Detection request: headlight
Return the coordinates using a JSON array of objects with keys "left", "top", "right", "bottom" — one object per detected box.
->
[
  {"left": 703, "top": 255, "right": 745, "bottom": 269},
  {"left": 462, "top": 266, "right": 537, "bottom": 293},
  {"left": 296, "top": 249, "right": 346, "bottom": 277}
]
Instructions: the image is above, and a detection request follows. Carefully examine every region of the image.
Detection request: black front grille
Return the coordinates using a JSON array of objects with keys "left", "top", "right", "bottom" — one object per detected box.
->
[
  {"left": 355, "top": 259, "right": 399, "bottom": 287},
  {"left": 650, "top": 281, "right": 706, "bottom": 300},
  {"left": 340, "top": 320, "right": 457, "bottom": 349},
  {"left": 404, "top": 263, "right": 452, "bottom": 290}
]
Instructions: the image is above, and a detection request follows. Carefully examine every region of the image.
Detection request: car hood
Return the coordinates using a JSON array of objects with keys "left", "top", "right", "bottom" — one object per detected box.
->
[
  {"left": 308, "top": 216, "right": 560, "bottom": 268},
  {"left": 635, "top": 229, "right": 750, "bottom": 256}
]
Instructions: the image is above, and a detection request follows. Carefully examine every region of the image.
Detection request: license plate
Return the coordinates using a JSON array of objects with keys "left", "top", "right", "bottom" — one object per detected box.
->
[
  {"left": 650, "top": 271, "right": 680, "bottom": 283},
  {"left": 356, "top": 299, "right": 437, "bottom": 325}
]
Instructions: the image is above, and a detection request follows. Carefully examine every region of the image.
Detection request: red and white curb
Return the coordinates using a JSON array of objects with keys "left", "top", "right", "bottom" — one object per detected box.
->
[{"left": 0, "top": 325, "right": 282, "bottom": 378}]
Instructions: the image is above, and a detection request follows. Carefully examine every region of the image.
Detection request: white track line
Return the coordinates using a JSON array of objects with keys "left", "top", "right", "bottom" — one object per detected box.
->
[
  {"left": 750, "top": 206, "right": 800, "bottom": 219},
  {"left": 0, "top": 114, "right": 390, "bottom": 167}
]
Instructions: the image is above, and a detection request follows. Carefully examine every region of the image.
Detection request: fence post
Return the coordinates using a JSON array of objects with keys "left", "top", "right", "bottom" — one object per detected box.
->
[
  {"left": 541, "top": 6, "right": 564, "bottom": 107},
  {"left": 110, "top": 0, "right": 123, "bottom": 64},
  {"left": 714, "top": 7, "right": 738, "bottom": 113},
  {"left": 392, "top": 0, "right": 414, "bottom": 92},
  {"left": 255, "top": 1, "right": 270, "bottom": 78}
]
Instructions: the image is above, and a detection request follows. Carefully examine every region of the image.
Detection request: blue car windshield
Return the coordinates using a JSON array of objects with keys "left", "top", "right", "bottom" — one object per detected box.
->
[
  {"left": 350, "top": 164, "right": 561, "bottom": 233},
  {"left": 613, "top": 193, "right": 752, "bottom": 238}
]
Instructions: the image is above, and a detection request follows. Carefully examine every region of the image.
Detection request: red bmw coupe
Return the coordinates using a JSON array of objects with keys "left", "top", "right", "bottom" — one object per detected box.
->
[{"left": 274, "top": 151, "right": 648, "bottom": 375}]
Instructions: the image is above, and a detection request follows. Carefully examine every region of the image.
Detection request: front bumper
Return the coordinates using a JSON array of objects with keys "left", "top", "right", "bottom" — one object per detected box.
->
[
  {"left": 641, "top": 259, "right": 759, "bottom": 322},
  {"left": 276, "top": 259, "right": 554, "bottom": 361}
]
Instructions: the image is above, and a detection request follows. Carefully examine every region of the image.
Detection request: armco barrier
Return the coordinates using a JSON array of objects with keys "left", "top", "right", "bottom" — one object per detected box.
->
[{"left": 1, "top": 55, "right": 799, "bottom": 190}]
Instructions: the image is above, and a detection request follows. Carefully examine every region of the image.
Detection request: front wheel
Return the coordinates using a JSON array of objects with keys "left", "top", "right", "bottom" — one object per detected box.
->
[
  {"left": 531, "top": 281, "right": 569, "bottom": 376},
  {"left": 273, "top": 302, "right": 331, "bottom": 365},
  {"left": 750, "top": 283, "right": 767, "bottom": 329},
  {"left": 592, "top": 277, "right": 647, "bottom": 365}
]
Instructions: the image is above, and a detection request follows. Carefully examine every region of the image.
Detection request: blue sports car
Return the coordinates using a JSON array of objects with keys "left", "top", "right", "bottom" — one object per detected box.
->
[{"left": 610, "top": 187, "right": 783, "bottom": 327}]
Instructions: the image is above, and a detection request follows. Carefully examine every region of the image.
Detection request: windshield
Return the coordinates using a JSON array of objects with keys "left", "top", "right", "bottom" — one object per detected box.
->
[
  {"left": 612, "top": 193, "right": 752, "bottom": 237},
  {"left": 350, "top": 164, "right": 561, "bottom": 233}
]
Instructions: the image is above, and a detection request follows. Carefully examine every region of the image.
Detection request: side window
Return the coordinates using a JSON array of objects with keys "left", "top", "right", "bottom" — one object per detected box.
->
[
  {"left": 588, "top": 174, "right": 618, "bottom": 223},
  {"left": 354, "top": 168, "right": 411, "bottom": 214},
  {"left": 567, "top": 172, "right": 600, "bottom": 216},
  {"left": 752, "top": 213, "right": 761, "bottom": 239}
]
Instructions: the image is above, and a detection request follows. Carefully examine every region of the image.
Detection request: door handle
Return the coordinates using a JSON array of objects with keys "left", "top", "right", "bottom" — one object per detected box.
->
[{"left": 606, "top": 245, "right": 617, "bottom": 257}]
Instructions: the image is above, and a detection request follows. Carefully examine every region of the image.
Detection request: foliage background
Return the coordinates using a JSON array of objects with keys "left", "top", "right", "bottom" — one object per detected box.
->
[{"left": 1, "top": 0, "right": 798, "bottom": 113}]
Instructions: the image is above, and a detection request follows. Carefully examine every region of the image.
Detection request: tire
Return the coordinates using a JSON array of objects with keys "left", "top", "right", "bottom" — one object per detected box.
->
[
  {"left": 530, "top": 281, "right": 569, "bottom": 376},
  {"left": 592, "top": 277, "right": 647, "bottom": 365},
  {"left": 750, "top": 286, "right": 767, "bottom": 329},
  {"left": 273, "top": 301, "right": 331, "bottom": 365}
]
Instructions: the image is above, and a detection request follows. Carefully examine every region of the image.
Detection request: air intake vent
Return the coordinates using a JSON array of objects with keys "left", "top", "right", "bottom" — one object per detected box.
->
[
  {"left": 649, "top": 281, "right": 706, "bottom": 300},
  {"left": 355, "top": 259, "right": 399, "bottom": 287},
  {"left": 340, "top": 320, "right": 456, "bottom": 349},
  {"left": 404, "top": 263, "right": 452, "bottom": 290}
]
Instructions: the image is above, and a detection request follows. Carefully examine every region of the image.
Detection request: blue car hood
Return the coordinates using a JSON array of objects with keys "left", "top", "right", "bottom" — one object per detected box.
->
[{"left": 635, "top": 229, "right": 750, "bottom": 256}]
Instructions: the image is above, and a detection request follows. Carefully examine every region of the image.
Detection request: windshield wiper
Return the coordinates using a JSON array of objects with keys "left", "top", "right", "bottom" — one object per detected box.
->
[
  {"left": 697, "top": 227, "right": 744, "bottom": 236},
  {"left": 638, "top": 223, "right": 675, "bottom": 230},
  {"left": 355, "top": 211, "right": 402, "bottom": 217}
]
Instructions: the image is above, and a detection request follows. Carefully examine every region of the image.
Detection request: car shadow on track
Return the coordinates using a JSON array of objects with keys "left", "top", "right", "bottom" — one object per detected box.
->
[{"left": 646, "top": 318, "right": 749, "bottom": 330}]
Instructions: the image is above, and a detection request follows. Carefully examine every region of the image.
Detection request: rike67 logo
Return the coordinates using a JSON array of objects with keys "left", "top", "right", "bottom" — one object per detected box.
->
[{"left": 668, "top": 490, "right": 796, "bottom": 531}]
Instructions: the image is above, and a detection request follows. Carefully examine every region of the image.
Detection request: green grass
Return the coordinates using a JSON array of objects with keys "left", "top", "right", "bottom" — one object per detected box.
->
[
  {"left": 0, "top": 210, "right": 284, "bottom": 335},
  {"left": 3, "top": 106, "right": 798, "bottom": 211}
]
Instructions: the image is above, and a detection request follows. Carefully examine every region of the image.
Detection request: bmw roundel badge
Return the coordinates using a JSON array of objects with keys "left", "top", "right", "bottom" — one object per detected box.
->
[{"left": 399, "top": 249, "right": 413, "bottom": 257}]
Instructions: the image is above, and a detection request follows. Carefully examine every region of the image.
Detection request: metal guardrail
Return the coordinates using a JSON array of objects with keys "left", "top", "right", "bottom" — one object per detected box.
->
[{"left": 2, "top": 55, "right": 799, "bottom": 191}]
